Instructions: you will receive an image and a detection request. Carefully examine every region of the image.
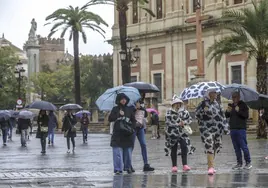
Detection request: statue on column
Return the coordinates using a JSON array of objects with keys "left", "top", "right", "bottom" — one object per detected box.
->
[{"left": 28, "top": 18, "right": 38, "bottom": 44}]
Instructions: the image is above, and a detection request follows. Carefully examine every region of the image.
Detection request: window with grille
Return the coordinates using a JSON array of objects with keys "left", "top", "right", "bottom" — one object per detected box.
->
[
  {"left": 231, "top": 65, "right": 242, "bottom": 84},
  {"left": 131, "top": 76, "right": 137, "bottom": 82},
  {"left": 153, "top": 73, "right": 162, "bottom": 102},
  {"left": 156, "top": 0, "right": 162, "bottom": 19},
  {"left": 234, "top": 0, "right": 243, "bottom": 4},
  {"left": 132, "top": 0, "right": 138, "bottom": 24}
]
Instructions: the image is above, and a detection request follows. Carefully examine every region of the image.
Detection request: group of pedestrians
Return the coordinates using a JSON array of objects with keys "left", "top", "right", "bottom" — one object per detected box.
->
[
  {"left": 109, "top": 93, "right": 154, "bottom": 174},
  {"left": 164, "top": 88, "right": 252, "bottom": 175}
]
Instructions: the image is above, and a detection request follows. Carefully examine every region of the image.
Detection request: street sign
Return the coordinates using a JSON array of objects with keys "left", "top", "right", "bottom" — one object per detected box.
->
[{"left": 17, "top": 99, "right": 23, "bottom": 105}]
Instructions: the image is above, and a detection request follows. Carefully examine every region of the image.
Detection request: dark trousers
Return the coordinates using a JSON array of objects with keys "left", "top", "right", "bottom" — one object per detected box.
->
[
  {"left": 82, "top": 127, "right": 88, "bottom": 142},
  {"left": 230, "top": 129, "right": 251, "bottom": 164},
  {"left": 1, "top": 128, "right": 8, "bottom": 144},
  {"left": 171, "top": 139, "right": 188, "bottom": 167},
  {"left": 40, "top": 135, "right": 46, "bottom": 152},
  {"left": 67, "top": 137, "right": 75, "bottom": 150}
]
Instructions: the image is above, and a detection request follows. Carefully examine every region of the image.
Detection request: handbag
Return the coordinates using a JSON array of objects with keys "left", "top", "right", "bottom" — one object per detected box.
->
[
  {"left": 64, "top": 130, "right": 69, "bottom": 137},
  {"left": 71, "top": 126, "right": 77, "bottom": 132},
  {"left": 183, "top": 125, "right": 193, "bottom": 135},
  {"left": 40, "top": 126, "right": 48, "bottom": 132},
  {"left": 118, "top": 120, "right": 135, "bottom": 136}
]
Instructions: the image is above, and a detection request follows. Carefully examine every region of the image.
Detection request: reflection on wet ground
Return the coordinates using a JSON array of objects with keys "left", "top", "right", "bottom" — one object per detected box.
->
[{"left": 0, "top": 134, "right": 267, "bottom": 187}]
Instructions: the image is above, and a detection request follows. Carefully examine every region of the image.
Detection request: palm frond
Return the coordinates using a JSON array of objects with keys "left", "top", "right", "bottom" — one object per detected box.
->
[
  {"left": 60, "top": 26, "right": 70, "bottom": 38},
  {"left": 45, "top": 8, "right": 71, "bottom": 21},
  {"left": 48, "top": 30, "right": 58, "bottom": 38},
  {"left": 50, "top": 21, "right": 67, "bottom": 32},
  {"left": 81, "top": 30, "right": 87, "bottom": 43}
]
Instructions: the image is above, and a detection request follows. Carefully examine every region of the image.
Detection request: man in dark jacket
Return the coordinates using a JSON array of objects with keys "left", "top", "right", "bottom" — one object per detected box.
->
[
  {"left": 18, "top": 118, "right": 31, "bottom": 147},
  {"left": 225, "top": 91, "right": 252, "bottom": 170},
  {"left": 0, "top": 119, "right": 10, "bottom": 146}
]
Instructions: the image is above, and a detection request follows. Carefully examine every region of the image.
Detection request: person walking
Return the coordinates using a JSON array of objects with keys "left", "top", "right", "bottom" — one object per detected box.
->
[
  {"left": 165, "top": 97, "right": 192, "bottom": 172},
  {"left": 81, "top": 113, "right": 90, "bottom": 144},
  {"left": 225, "top": 91, "right": 252, "bottom": 170},
  {"left": 132, "top": 100, "right": 155, "bottom": 172},
  {"left": 108, "top": 93, "right": 136, "bottom": 174},
  {"left": 36, "top": 110, "right": 49, "bottom": 154},
  {"left": 195, "top": 88, "right": 229, "bottom": 175},
  {"left": 0, "top": 119, "right": 10, "bottom": 146},
  {"left": 8, "top": 116, "right": 16, "bottom": 141},
  {"left": 260, "top": 108, "right": 268, "bottom": 160},
  {"left": 48, "top": 111, "right": 58, "bottom": 145},
  {"left": 62, "top": 110, "right": 77, "bottom": 153},
  {"left": 151, "top": 111, "right": 159, "bottom": 139},
  {"left": 18, "top": 118, "right": 31, "bottom": 147}
]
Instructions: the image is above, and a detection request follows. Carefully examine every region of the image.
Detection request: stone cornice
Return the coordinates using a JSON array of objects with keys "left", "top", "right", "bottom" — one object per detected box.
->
[{"left": 108, "top": 18, "right": 224, "bottom": 45}]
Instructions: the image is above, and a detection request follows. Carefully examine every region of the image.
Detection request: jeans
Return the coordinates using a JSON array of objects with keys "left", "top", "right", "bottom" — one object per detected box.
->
[
  {"left": 48, "top": 130, "right": 55, "bottom": 144},
  {"left": 133, "top": 127, "right": 148, "bottom": 165},
  {"left": 82, "top": 127, "right": 88, "bottom": 142},
  {"left": 171, "top": 139, "right": 188, "bottom": 166},
  {"left": 40, "top": 135, "right": 46, "bottom": 152},
  {"left": 67, "top": 137, "right": 75, "bottom": 150},
  {"left": 230, "top": 129, "right": 251, "bottom": 164},
  {"left": 1, "top": 128, "right": 8, "bottom": 144},
  {"left": 151, "top": 125, "right": 157, "bottom": 138},
  {"left": 8, "top": 126, "right": 13, "bottom": 140},
  {"left": 21, "top": 129, "right": 27, "bottom": 146},
  {"left": 113, "top": 147, "right": 132, "bottom": 172}
]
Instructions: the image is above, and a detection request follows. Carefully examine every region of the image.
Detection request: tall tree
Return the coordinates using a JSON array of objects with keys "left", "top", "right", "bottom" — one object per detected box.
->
[
  {"left": 206, "top": 0, "right": 268, "bottom": 138},
  {"left": 89, "top": 0, "right": 154, "bottom": 84},
  {"left": 0, "top": 47, "right": 19, "bottom": 109},
  {"left": 45, "top": 2, "right": 108, "bottom": 104}
]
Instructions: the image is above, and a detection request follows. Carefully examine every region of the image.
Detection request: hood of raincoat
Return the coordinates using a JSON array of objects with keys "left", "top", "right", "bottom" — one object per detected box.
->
[{"left": 115, "top": 93, "right": 130, "bottom": 106}]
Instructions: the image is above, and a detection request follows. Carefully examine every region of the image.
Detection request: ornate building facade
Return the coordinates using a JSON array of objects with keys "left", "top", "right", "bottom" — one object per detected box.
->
[{"left": 111, "top": 0, "right": 256, "bottom": 104}]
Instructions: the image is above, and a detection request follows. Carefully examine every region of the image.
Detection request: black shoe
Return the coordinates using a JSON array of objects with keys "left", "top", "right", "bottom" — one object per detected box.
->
[
  {"left": 41, "top": 151, "right": 46, "bottom": 154},
  {"left": 114, "top": 170, "right": 122, "bottom": 175},
  {"left": 131, "top": 166, "right": 135, "bottom": 173},
  {"left": 143, "top": 164, "right": 154, "bottom": 172},
  {"left": 244, "top": 163, "right": 252, "bottom": 170},
  {"left": 48, "top": 140, "right": 51, "bottom": 145},
  {"left": 232, "top": 163, "right": 242, "bottom": 170}
]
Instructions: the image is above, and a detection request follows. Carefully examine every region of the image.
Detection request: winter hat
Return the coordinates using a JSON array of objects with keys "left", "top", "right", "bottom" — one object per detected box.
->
[
  {"left": 171, "top": 95, "right": 183, "bottom": 106},
  {"left": 204, "top": 87, "right": 218, "bottom": 99}
]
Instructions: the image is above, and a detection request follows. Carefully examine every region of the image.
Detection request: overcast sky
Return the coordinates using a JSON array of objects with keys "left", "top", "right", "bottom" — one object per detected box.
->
[{"left": 0, "top": 0, "right": 114, "bottom": 55}]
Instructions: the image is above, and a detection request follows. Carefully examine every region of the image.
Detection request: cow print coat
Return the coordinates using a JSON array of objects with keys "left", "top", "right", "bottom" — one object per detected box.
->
[
  {"left": 195, "top": 99, "right": 229, "bottom": 154},
  {"left": 165, "top": 108, "right": 194, "bottom": 154}
]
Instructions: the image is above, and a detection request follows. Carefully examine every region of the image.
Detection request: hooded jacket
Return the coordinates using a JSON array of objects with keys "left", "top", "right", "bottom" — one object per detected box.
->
[{"left": 109, "top": 93, "right": 136, "bottom": 148}]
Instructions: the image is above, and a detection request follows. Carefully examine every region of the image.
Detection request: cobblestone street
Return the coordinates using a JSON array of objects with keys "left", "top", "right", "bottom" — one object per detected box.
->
[{"left": 0, "top": 133, "right": 268, "bottom": 187}]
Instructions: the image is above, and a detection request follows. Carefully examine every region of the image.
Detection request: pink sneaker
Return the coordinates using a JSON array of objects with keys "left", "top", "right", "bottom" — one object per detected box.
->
[
  {"left": 265, "top": 156, "right": 268, "bottom": 160},
  {"left": 208, "top": 168, "right": 214, "bottom": 175},
  {"left": 183, "top": 165, "right": 191, "bottom": 172},
  {"left": 172, "top": 166, "right": 178, "bottom": 173}
]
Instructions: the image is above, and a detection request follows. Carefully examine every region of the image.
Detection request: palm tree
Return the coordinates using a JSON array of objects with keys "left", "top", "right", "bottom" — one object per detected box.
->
[
  {"left": 89, "top": 0, "right": 154, "bottom": 84},
  {"left": 206, "top": 0, "right": 268, "bottom": 138},
  {"left": 45, "top": 2, "right": 108, "bottom": 105}
]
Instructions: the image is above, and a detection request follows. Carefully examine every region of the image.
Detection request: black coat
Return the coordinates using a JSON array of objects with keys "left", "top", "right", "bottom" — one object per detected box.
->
[
  {"left": 37, "top": 114, "right": 49, "bottom": 138},
  {"left": 18, "top": 119, "right": 31, "bottom": 131},
  {"left": 225, "top": 100, "right": 249, "bottom": 130},
  {"left": 109, "top": 105, "right": 136, "bottom": 148},
  {"left": 0, "top": 120, "right": 10, "bottom": 130},
  {"left": 151, "top": 112, "right": 159, "bottom": 125},
  {"left": 62, "top": 114, "right": 77, "bottom": 138}
]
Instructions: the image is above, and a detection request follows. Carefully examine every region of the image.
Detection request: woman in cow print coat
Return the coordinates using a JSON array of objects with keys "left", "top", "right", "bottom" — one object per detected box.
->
[
  {"left": 165, "top": 97, "right": 192, "bottom": 173},
  {"left": 195, "top": 88, "right": 229, "bottom": 175}
]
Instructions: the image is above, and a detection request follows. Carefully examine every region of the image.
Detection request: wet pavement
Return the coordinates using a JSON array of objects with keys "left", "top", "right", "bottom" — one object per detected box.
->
[{"left": 0, "top": 133, "right": 268, "bottom": 187}]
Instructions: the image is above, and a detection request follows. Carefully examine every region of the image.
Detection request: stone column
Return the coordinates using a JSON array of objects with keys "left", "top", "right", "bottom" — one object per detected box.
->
[
  {"left": 92, "top": 109, "right": 99, "bottom": 123},
  {"left": 113, "top": 47, "right": 119, "bottom": 86},
  {"left": 165, "top": 39, "right": 173, "bottom": 99}
]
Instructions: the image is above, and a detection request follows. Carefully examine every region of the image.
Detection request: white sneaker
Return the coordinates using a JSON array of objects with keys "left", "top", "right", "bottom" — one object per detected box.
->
[{"left": 67, "top": 149, "right": 71, "bottom": 154}]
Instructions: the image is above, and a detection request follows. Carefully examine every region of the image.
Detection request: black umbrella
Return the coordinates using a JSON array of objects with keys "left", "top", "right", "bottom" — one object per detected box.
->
[
  {"left": 246, "top": 94, "right": 268, "bottom": 110},
  {"left": 124, "top": 82, "right": 160, "bottom": 93},
  {"left": 59, "top": 104, "right": 82, "bottom": 111},
  {"left": 27, "top": 101, "right": 57, "bottom": 111}
]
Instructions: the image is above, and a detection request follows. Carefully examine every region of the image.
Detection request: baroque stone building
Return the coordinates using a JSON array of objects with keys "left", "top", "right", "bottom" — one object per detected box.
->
[{"left": 111, "top": 0, "right": 256, "bottom": 104}]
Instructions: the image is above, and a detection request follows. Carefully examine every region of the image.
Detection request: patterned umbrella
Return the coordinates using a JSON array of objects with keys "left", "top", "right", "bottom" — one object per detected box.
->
[{"left": 180, "top": 81, "right": 225, "bottom": 101}]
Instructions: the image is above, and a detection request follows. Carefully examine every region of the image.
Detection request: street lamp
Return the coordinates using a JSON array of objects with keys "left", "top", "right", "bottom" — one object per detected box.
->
[
  {"left": 14, "top": 60, "right": 26, "bottom": 100},
  {"left": 119, "top": 36, "right": 141, "bottom": 64}
]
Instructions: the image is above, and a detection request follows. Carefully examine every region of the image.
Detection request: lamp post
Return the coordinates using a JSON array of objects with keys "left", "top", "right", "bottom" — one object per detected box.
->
[
  {"left": 119, "top": 36, "right": 141, "bottom": 79},
  {"left": 14, "top": 60, "right": 26, "bottom": 100}
]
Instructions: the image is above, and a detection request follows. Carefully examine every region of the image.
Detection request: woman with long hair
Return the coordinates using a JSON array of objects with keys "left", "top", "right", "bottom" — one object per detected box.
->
[
  {"left": 36, "top": 110, "right": 49, "bottom": 154},
  {"left": 62, "top": 110, "right": 77, "bottom": 153}
]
